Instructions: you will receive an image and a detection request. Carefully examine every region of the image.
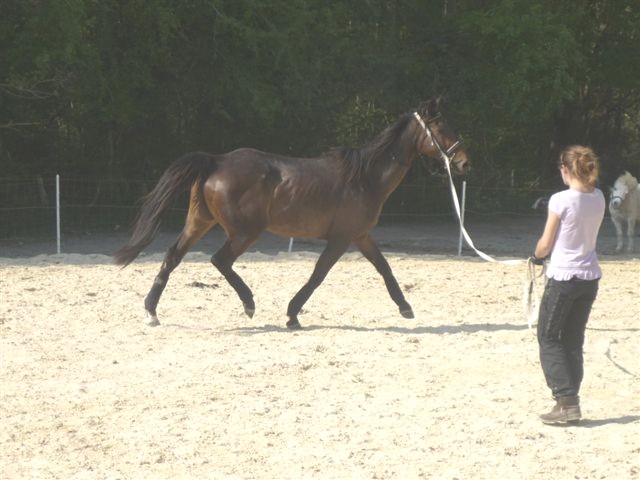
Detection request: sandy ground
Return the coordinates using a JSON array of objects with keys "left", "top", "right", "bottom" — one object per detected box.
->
[{"left": 1, "top": 221, "right": 639, "bottom": 480}]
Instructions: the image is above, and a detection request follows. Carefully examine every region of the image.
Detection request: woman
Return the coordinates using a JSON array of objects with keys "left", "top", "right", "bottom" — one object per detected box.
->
[{"left": 531, "top": 145, "right": 605, "bottom": 425}]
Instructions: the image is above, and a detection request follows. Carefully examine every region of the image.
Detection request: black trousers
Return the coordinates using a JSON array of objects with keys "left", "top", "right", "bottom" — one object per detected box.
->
[{"left": 537, "top": 277, "right": 599, "bottom": 398}]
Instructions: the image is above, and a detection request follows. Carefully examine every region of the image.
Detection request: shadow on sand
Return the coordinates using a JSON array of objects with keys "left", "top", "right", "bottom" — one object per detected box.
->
[
  {"left": 557, "top": 416, "right": 640, "bottom": 429},
  {"left": 225, "top": 322, "right": 529, "bottom": 335}
]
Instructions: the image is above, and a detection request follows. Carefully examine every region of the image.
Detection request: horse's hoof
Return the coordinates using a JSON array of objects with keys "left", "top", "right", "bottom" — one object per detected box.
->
[
  {"left": 145, "top": 312, "right": 160, "bottom": 327},
  {"left": 244, "top": 304, "right": 255, "bottom": 318},
  {"left": 286, "top": 319, "right": 302, "bottom": 330},
  {"left": 400, "top": 307, "right": 414, "bottom": 319}
]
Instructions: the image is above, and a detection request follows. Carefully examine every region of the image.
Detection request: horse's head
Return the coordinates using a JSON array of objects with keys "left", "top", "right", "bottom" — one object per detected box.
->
[
  {"left": 610, "top": 171, "right": 638, "bottom": 209},
  {"left": 414, "top": 97, "right": 470, "bottom": 175}
]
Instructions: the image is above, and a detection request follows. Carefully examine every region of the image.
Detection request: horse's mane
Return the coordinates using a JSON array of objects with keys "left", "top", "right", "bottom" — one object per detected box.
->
[
  {"left": 336, "top": 113, "right": 413, "bottom": 184},
  {"left": 616, "top": 171, "right": 638, "bottom": 190}
]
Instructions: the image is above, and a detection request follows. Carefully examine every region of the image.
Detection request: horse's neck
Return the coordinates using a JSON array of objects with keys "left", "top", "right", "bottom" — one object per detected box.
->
[
  {"left": 617, "top": 186, "right": 640, "bottom": 218},
  {"left": 378, "top": 153, "right": 415, "bottom": 196},
  {"left": 349, "top": 117, "right": 420, "bottom": 199},
  {"left": 375, "top": 133, "right": 418, "bottom": 198},
  {"left": 634, "top": 187, "right": 640, "bottom": 217}
]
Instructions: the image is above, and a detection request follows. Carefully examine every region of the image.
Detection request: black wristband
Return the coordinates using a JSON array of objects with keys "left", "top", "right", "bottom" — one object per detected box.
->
[{"left": 530, "top": 254, "right": 545, "bottom": 265}]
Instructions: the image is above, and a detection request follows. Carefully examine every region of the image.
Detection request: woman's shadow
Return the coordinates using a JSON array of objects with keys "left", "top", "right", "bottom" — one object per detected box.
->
[{"left": 577, "top": 415, "right": 640, "bottom": 428}]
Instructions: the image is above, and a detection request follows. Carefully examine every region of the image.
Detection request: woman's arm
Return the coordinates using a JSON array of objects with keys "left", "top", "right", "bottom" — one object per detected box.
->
[{"left": 534, "top": 210, "right": 561, "bottom": 259}]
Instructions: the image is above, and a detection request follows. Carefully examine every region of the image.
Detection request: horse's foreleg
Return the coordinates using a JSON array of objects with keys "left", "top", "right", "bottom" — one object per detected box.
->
[
  {"left": 354, "top": 234, "right": 413, "bottom": 319},
  {"left": 286, "top": 237, "right": 350, "bottom": 330},
  {"left": 211, "top": 237, "right": 257, "bottom": 318},
  {"left": 627, "top": 217, "right": 636, "bottom": 252},
  {"left": 612, "top": 216, "right": 624, "bottom": 252}
]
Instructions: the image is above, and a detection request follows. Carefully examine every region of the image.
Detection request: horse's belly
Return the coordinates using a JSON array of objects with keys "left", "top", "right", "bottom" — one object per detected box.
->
[{"left": 267, "top": 211, "right": 333, "bottom": 239}]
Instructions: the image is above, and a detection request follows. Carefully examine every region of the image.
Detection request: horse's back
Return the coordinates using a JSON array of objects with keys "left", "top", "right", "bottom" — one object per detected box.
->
[
  {"left": 223, "top": 147, "right": 310, "bottom": 165},
  {"left": 205, "top": 147, "right": 375, "bottom": 239}
]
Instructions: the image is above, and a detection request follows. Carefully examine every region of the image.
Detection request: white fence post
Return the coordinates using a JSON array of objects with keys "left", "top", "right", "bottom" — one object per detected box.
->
[
  {"left": 56, "top": 174, "right": 61, "bottom": 255},
  {"left": 457, "top": 180, "right": 467, "bottom": 256}
]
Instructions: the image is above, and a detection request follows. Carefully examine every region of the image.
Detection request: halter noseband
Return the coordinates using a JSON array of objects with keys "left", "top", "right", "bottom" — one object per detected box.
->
[
  {"left": 413, "top": 112, "right": 462, "bottom": 167},
  {"left": 609, "top": 195, "right": 624, "bottom": 207}
]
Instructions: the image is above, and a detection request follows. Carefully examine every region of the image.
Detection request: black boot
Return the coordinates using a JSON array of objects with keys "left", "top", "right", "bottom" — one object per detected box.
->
[{"left": 539, "top": 395, "right": 581, "bottom": 425}]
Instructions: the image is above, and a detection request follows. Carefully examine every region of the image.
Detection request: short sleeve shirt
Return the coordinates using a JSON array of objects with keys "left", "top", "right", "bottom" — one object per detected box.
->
[{"left": 546, "top": 188, "right": 605, "bottom": 281}]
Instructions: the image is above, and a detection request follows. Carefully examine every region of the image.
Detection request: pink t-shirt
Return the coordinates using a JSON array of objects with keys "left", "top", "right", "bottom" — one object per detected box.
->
[{"left": 546, "top": 188, "right": 605, "bottom": 281}]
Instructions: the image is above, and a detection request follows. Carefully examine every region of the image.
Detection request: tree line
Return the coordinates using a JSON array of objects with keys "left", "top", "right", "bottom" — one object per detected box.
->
[{"left": 1, "top": 0, "right": 638, "bottom": 197}]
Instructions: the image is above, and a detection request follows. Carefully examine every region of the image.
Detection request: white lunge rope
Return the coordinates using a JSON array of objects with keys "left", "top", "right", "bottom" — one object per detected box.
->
[
  {"left": 524, "top": 258, "right": 546, "bottom": 330},
  {"left": 413, "top": 111, "right": 522, "bottom": 265},
  {"left": 414, "top": 111, "right": 540, "bottom": 327},
  {"left": 439, "top": 142, "right": 523, "bottom": 265},
  {"left": 443, "top": 160, "right": 545, "bottom": 328}
]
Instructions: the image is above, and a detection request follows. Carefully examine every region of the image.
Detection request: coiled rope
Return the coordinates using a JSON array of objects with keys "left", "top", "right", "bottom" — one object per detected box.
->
[{"left": 524, "top": 258, "right": 546, "bottom": 330}]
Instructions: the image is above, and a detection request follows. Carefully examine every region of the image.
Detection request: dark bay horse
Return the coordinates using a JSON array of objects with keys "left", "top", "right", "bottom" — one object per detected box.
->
[{"left": 114, "top": 97, "right": 470, "bottom": 329}]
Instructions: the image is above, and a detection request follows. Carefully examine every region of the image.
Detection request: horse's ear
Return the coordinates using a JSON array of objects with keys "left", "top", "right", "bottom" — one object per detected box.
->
[
  {"left": 418, "top": 96, "right": 443, "bottom": 117},
  {"left": 426, "top": 97, "right": 441, "bottom": 117}
]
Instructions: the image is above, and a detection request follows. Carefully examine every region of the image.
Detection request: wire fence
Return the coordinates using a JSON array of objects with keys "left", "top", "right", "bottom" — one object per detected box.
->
[{"left": 0, "top": 175, "right": 558, "bottom": 242}]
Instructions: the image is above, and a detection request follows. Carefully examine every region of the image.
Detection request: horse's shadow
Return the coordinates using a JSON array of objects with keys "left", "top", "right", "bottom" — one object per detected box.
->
[
  {"left": 226, "top": 322, "right": 529, "bottom": 335},
  {"left": 588, "top": 326, "right": 640, "bottom": 333}
]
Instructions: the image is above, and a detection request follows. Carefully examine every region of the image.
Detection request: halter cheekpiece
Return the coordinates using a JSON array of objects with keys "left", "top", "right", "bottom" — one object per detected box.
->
[{"left": 413, "top": 111, "right": 461, "bottom": 165}]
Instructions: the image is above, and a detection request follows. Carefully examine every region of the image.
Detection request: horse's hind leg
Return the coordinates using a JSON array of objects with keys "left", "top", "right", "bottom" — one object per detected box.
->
[
  {"left": 211, "top": 234, "right": 259, "bottom": 318},
  {"left": 286, "top": 237, "right": 351, "bottom": 329},
  {"left": 144, "top": 218, "right": 214, "bottom": 326},
  {"left": 354, "top": 234, "right": 414, "bottom": 319}
]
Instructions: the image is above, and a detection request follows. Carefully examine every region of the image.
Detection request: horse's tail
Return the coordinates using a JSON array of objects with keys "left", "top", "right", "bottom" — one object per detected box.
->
[{"left": 113, "top": 152, "right": 216, "bottom": 267}]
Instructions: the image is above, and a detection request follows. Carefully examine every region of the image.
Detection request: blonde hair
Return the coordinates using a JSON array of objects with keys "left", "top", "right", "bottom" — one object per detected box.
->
[{"left": 559, "top": 145, "right": 599, "bottom": 187}]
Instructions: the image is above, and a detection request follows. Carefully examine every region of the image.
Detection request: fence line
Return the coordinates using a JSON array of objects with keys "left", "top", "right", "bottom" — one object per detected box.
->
[{"left": 0, "top": 175, "right": 559, "bottom": 243}]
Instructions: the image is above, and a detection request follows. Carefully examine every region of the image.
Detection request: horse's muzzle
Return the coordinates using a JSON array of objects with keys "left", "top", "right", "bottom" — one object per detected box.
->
[{"left": 452, "top": 152, "right": 470, "bottom": 175}]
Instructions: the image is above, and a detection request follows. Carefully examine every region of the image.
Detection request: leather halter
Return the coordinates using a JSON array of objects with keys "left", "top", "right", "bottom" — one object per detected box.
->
[{"left": 413, "top": 111, "right": 462, "bottom": 167}]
